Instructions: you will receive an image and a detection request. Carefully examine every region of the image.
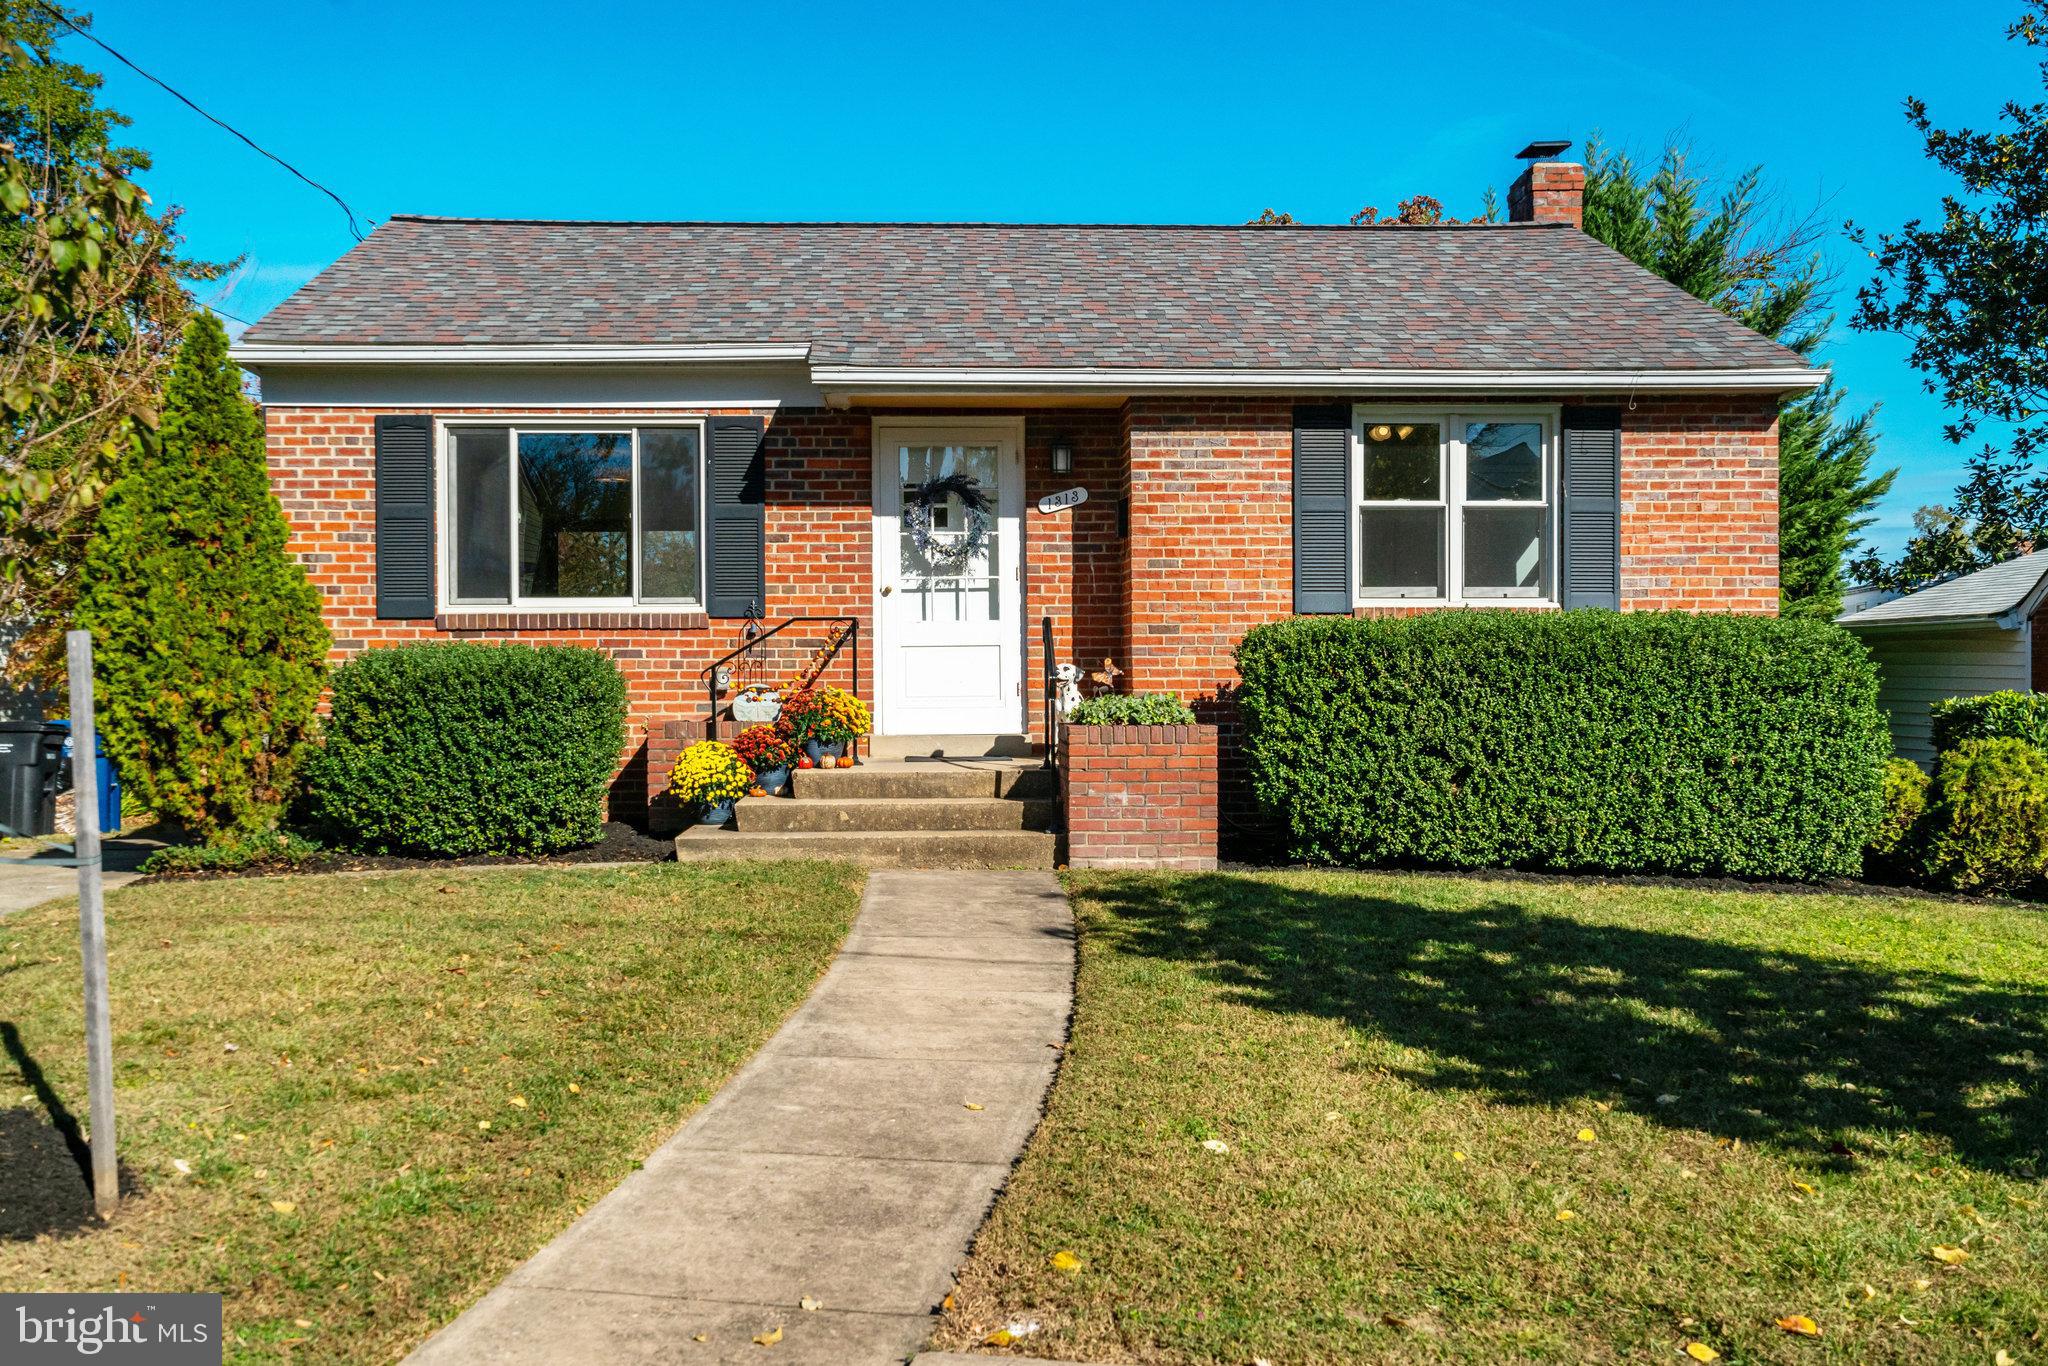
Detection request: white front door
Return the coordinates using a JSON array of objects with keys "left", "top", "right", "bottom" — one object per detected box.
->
[{"left": 872, "top": 419, "right": 1024, "bottom": 735}]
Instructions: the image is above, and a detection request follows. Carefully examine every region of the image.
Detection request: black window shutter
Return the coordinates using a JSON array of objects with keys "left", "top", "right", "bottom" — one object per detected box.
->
[
  {"left": 1293, "top": 403, "right": 1352, "bottom": 614},
  {"left": 374, "top": 414, "right": 436, "bottom": 619},
  {"left": 1560, "top": 406, "right": 1622, "bottom": 610},
  {"left": 705, "top": 415, "right": 767, "bottom": 618}
]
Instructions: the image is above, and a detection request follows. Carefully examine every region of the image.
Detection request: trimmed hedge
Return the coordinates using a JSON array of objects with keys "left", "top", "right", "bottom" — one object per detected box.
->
[
  {"left": 1236, "top": 612, "right": 1887, "bottom": 879},
  {"left": 310, "top": 643, "right": 628, "bottom": 856},
  {"left": 1868, "top": 757, "right": 1931, "bottom": 870},
  {"left": 1068, "top": 692, "right": 1198, "bottom": 725},
  {"left": 1919, "top": 738, "right": 2048, "bottom": 892},
  {"left": 1929, "top": 690, "right": 2048, "bottom": 754}
]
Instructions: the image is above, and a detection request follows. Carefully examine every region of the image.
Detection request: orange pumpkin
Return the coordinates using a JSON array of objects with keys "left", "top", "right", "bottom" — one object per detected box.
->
[{"left": 838, "top": 755, "right": 856, "bottom": 768}]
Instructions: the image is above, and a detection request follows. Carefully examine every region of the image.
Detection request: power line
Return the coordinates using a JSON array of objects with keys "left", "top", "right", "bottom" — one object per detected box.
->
[{"left": 34, "top": 2, "right": 367, "bottom": 242}]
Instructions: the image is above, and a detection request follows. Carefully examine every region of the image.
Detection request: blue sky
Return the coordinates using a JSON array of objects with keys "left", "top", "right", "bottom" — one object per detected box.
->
[{"left": 82, "top": 0, "right": 2038, "bottom": 558}]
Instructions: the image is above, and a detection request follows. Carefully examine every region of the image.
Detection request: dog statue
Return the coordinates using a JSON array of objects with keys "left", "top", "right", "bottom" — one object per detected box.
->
[{"left": 1054, "top": 663, "right": 1085, "bottom": 716}]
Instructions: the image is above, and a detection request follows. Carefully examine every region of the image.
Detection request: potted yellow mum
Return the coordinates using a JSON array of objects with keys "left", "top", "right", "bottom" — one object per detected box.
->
[{"left": 669, "top": 739, "right": 752, "bottom": 826}]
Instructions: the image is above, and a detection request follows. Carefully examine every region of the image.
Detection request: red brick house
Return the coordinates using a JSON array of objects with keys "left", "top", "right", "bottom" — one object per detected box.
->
[{"left": 233, "top": 147, "right": 1820, "bottom": 839}]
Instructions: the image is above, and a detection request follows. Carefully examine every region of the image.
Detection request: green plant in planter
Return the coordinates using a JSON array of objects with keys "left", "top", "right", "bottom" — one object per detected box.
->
[
  {"left": 1067, "top": 692, "right": 1197, "bottom": 725},
  {"left": 668, "top": 740, "right": 752, "bottom": 809}
]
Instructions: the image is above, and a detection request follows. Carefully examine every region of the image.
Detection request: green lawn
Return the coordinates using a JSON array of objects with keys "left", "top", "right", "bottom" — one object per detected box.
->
[
  {"left": 0, "top": 862, "right": 862, "bottom": 1363},
  {"left": 938, "top": 870, "right": 2048, "bottom": 1364}
]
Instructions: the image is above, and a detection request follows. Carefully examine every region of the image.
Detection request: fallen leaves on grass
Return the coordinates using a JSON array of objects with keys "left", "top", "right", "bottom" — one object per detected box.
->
[
  {"left": 1685, "top": 1344, "right": 1720, "bottom": 1363},
  {"left": 1576, "top": 1129, "right": 1597, "bottom": 1143},
  {"left": 1555, "top": 1209, "right": 1576, "bottom": 1221},
  {"left": 1929, "top": 1245, "right": 1970, "bottom": 1266},
  {"left": 984, "top": 1321, "right": 1041, "bottom": 1346},
  {"left": 1049, "top": 1250, "right": 1082, "bottom": 1274},
  {"left": 508, "top": 1096, "right": 527, "bottom": 1109},
  {"left": 1202, "top": 1139, "right": 1231, "bottom": 1154},
  {"left": 268, "top": 1201, "right": 296, "bottom": 1215},
  {"left": 1776, "top": 1314, "right": 1821, "bottom": 1337}
]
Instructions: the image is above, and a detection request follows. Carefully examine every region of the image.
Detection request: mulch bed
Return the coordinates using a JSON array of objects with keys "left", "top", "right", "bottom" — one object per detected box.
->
[{"left": 139, "top": 822, "right": 674, "bottom": 883}]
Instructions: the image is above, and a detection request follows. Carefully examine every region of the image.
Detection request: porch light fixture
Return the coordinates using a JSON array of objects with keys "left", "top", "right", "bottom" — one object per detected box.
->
[{"left": 1050, "top": 438, "right": 1075, "bottom": 475}]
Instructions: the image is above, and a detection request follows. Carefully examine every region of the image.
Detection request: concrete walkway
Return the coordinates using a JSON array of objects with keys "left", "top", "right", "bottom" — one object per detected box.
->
[
  {"left": 410, "top": 869, "right": 1075, "bottom": 1366},
  {"left": 0, "top": 834, "right": 158, "bottom": 918}
]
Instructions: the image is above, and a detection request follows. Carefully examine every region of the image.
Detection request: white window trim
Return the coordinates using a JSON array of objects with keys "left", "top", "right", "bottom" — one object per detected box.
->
[
  {"left": 1351, "top": 403, "right": 1562, "bottom": 610},
  {"left": 436, "top": 416, "right": 709, "bottom": 613}
]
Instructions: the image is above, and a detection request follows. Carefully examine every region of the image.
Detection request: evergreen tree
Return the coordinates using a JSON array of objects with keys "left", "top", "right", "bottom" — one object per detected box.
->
[
  {"left": 0, "top": 5, "right": 224, "bottom": 689},
  {"left": 1579, "top": 141, "right": 1894, "bottom": 617},
  {"left": 74, "top": 313, "right": 328, "bottom": 839}
]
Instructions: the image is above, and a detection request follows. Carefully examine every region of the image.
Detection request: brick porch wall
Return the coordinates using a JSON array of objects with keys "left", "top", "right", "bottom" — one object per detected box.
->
[{"left": 1061, "top": 723, "right": 1219, "bottom": 871}]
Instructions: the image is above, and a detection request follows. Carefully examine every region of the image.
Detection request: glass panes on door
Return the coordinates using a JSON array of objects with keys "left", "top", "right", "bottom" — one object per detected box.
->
[{"left": 899, "top": 442, "right": 1001, "bottom": 623}]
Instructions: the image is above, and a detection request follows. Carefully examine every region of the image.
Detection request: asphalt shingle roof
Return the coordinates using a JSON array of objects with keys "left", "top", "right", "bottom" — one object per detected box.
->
[
  {"left": 1840, "top": 551, "right": 2048, "bottom": 629},
  {"left": 241, "top": 217, "right": 1813, "bottom": 375}
]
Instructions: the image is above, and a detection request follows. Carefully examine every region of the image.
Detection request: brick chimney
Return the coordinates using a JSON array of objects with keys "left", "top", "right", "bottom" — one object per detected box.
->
[{"left": 1507, "top": 140, "right": 1585, "bottom": 228}]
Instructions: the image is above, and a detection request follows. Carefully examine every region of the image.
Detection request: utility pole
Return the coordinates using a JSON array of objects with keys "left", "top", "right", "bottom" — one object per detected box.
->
[{"left": 66, "top": 628, "right": 116, "bottom": 1218}]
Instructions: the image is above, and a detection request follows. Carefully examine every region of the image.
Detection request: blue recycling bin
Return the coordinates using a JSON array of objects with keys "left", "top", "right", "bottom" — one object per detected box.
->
[{"left": 47, "top": 720, "right": 121, "bottom": 834}]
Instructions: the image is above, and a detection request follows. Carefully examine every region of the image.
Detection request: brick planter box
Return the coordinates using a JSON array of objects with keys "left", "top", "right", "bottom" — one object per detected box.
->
[{"left": 1061, "top": 723, "right": 1218, "bottom": 871}]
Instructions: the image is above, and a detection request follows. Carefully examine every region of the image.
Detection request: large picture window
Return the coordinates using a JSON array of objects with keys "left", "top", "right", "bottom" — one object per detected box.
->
[
  {"left": 1353, "top": 408, "right": 1554, "bottom": 605},
  {"left": 446, "top": 423, "right": 703, "bottom": 607}
]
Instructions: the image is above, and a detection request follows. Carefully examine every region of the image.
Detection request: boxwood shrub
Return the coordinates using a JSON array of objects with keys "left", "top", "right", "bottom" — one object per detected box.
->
[
  {"left": 310, "top": 643, "right": 628, "bottom": 856},
  {"left": 1929, "top": 690, "right": 2048, "bottom": 754},
  {"left": 1067, "top": 692, "right": 1197, "bottom": 725},
  {"left": 1919, "top": 737, "right": 2048, "bottom": 892},
  {"left": 1235, "top": 611, "right": 1887, "bottom": 879}
]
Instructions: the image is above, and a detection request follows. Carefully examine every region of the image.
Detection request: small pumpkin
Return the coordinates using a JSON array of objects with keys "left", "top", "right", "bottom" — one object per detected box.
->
[
  {"left": 748, "top": 786, "right": 766, "bottom": 798},
  {"left": 796, "top": 755, "right": 815, "bottom": 770},
  {"left": 838, "top": 755, "right": 856, "bottom": 768}
]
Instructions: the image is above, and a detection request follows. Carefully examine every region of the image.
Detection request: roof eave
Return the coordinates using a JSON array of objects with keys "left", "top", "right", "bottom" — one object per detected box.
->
[
  {"left": 811, "top": 364, "right": 1829, "bottom": 397},
  {"left": 1838, "top": 612, "right": 2012, "bottom": 632},
  {"left": 228, "top": 342, "right": 814, "bottom": 368}
]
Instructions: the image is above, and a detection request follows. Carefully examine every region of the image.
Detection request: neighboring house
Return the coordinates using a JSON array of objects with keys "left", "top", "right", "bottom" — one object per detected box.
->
[
  {"left": 231, "top": 144, "right": 1822, "bottom": 828},
  {"left": 1838, "top": 551, "right": 2048, "bottom": 765}
]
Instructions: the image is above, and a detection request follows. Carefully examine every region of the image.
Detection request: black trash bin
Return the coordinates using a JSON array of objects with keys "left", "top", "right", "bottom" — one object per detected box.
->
[{"left": 0, "top": 720, "right": 66, "bottom": 837}]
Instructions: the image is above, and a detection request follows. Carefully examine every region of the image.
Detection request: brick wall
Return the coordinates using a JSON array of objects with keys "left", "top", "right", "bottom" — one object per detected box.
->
[
  {"left": 268, "top": 403, "right": 1128, "bottom": 824},
  {"left": 1061, "top": 723, "right": 1219, "bottom": 871},
  {"left": 269, "top": 393, "right": 1777, "bottom": 830},
  {"left": 265, "top": 404, "right": 872, "bottom": 825},
  {"left": 1619, "top": 395, "right": 1780, "bottom": 612}
]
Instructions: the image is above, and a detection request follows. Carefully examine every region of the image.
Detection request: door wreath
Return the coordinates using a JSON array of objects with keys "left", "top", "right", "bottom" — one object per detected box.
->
[{"left": 903, "top": 473, "right": 993, "bottom": 568}]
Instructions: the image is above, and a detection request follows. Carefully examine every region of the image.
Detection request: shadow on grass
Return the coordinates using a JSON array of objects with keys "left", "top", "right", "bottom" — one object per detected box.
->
[
  {"left": 1085, "top": 874, "right": 2048, "bottom": 1176},
  {"left": 0, "top": 1022, "right": 140, "bottom": 1239}
]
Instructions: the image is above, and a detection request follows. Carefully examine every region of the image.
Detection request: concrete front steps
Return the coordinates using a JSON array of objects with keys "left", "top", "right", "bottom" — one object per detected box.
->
[{"left": 674, "top": 748, "right": 1059, "bottom": 869}]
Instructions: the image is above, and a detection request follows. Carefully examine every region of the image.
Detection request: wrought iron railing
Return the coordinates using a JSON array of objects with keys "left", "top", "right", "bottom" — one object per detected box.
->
[
  {"left": 1041, "top": 617, "right": 1059, "bottom": 770},
  {"left": 701, "top": 615, "right": 862, "bottom": 764}
]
